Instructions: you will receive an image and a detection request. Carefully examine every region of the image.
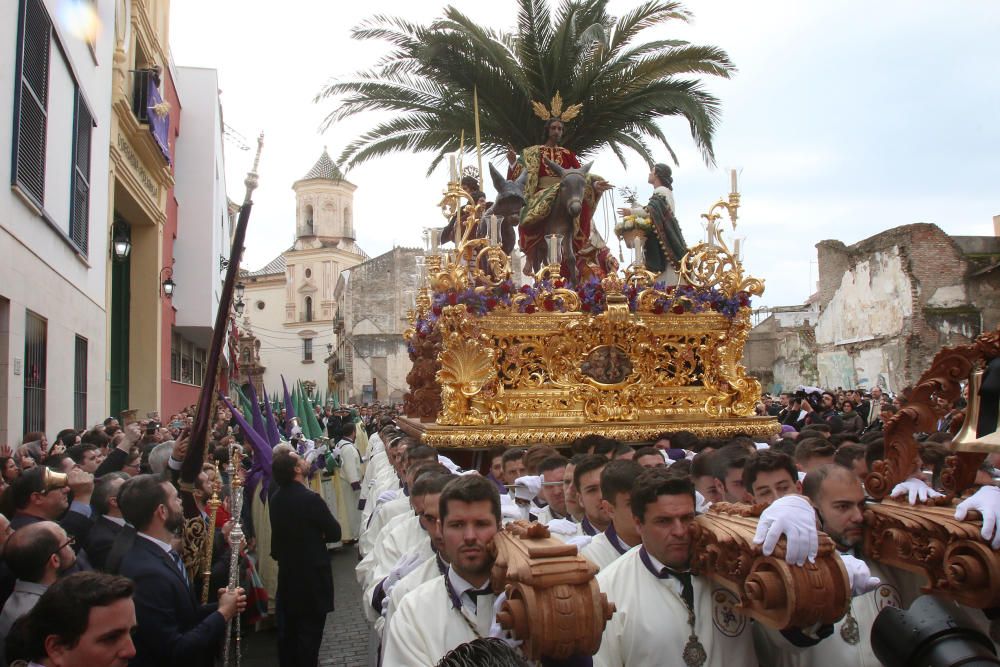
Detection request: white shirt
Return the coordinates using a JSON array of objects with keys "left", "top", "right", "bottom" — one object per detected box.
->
[
  {"left": 594, "top": 547, "right": 755, "bottom": 667},
  {"left": 581, "top": 526, "right": 635, "bottom": 571},
  {"left": 138, "top": 532, "right": 174, "bottom": 555},
  {"left": 382, "top": 567, "right": 495, "bottom": 666},
  {"left": 103, "top": 514, "right": 127, "bottom": 527}
]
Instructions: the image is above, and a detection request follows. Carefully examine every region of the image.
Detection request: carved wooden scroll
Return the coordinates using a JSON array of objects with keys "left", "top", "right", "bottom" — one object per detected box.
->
[
  {"left": 691, "top": 503, "right": 851, "bottom": 629},
  {"left": 491, "top": 522, "right": 615, "bottom": 661},
  {"left": 866, "top": 329, "right": 1000, "bottom": 501},
  {"left": 864, "top": 499, "right": 1000, "bottom": 609}
]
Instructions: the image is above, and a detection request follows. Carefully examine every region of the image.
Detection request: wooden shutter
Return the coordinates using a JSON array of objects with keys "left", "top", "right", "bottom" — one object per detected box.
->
[
  {"left": 12, "top": 0, "right": 51, "bottom": 206},
  {"left": 70, "top": 92, "right": 93, "bottom": 254}
]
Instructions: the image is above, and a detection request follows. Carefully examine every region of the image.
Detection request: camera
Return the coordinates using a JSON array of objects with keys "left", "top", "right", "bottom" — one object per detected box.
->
[{"left": 872, "top": 595, "right": 1000, "bottom": 667}]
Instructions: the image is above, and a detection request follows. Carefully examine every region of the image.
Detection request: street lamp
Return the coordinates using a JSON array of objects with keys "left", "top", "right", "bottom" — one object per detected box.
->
[
  {"left": 111, "top": 221, "right": 131, "bottom": 261},
  {"left": 160, "top": 267, "right": 176, "bottom": 298},
  {"left": 234, "top": 298, "right": 245, "bottom": 316},
  {"left": 235, "top": 282, "right": 246, "bottom": 300}
]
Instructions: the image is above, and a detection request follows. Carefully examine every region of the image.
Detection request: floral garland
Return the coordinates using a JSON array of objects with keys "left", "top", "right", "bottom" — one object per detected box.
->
[{"left": 407, "top": 277, "right": 751, "bottom": 355}]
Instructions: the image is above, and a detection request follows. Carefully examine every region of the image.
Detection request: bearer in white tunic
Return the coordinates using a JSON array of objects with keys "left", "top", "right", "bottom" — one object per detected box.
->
[
  {"left": 333, "top": 425, "right": 363, "bottom": 539},
  {"left": 595, "top": 468, "right": 821, "bottom": 667},
  {"left": 533, "top": 455, "right": 574, "bottom": 526},
  {"left": 382, "top": 475, "right": 503, "bottom": 666},
  {"left": 581, "top": 459, "right": 643, "bottom": 570}
]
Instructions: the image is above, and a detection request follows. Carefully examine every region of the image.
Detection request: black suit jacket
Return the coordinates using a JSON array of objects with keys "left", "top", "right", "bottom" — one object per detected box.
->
[
  {"left": 269, "top": 481, "right": 341, "bottom": 615},
  {"left": 119, "top": 535, "right": 225, "bottom": 667},
  {"left": 86, "top": 515, "right": 123, "bottom": 571}
]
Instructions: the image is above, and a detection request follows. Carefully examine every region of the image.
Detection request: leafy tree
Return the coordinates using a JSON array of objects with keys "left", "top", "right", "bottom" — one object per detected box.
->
[{"left": 318, "top": 0, "right": 734, "bottom": 174}]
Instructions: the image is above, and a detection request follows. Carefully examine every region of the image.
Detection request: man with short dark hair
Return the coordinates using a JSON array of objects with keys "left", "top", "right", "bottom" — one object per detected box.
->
[
  {"left": 744, "top": 450, "right": 801, "bottom": 506},
  {"left": 86, "top": 473, "right": 129, "bottom": 572},
  {"left": 0, "top": 522, "right": 76, "bottom": 646},
  {"left": 690, "top": 451, "right": 723, "bottom": 505},
  {"left": 634, "top": 447, "right": 665, "bottom": 469},
  {"left": 595, "top": 469, "right": 820, "bottom": 666},
  {"left": 582, "top": 460, "right": 643, "bottom": 569},
  {"left": 534, "top": 456, "right": 571, "bottom": 525},
  {"left": 794, "top": 438, "right": 836, "bottom": 473},
  {"left": 66, "top": 444, "right": 100, "bottom": 475},
  {"left": 269, "top": 449, "right": 341, "bottom": 667},
  {"left": 500, "top": 448, "right": 526, "bottom": 486},
  {"left": 7, "top": 571, "right": 136, "bottom": 667},
  {"left": 383, "top": 476, "right": 504, "bottom": 665},
  {"left": 573, "top": 454, "right": 610, "bottom": 535},
  {"left": 118, "top": 474, "right": 245, "bottom": 667},
  {"left": 709, "top": 445, "right": 752, "bottom": 503},
  {"left": 8, "top": 467, "right": 94, "bottom": 550}
]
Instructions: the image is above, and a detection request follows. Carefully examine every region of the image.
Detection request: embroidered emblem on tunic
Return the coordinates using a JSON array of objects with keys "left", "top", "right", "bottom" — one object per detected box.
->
[{"left": 712, "top": 589, "right": 746, "bottom": 637}]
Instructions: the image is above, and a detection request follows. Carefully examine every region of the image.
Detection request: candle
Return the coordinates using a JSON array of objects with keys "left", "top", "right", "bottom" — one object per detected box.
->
[
  {"left": 730, "top": 168, "right": 738, "bottom": 194},
  {"left": 733, "top": 238, "right": 742, "bottom": 260},
  {"left": 449, "top": 155, "right": 458, "bottom": 182},
  {"left": 546, "top": 234, "right": 563, "bottom": 266}
]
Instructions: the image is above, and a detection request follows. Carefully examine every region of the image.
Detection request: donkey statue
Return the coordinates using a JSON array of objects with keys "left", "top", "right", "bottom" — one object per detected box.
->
[
  {"left": 521, "top": 159, "right": 594, "bottom": 285},
  {"left": 478, "top": 163, "right": 527, "bottom": 255}
]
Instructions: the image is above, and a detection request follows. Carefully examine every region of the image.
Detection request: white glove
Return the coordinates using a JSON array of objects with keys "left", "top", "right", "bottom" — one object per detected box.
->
[
  {"left": 377, "top": 489, "right": 399, "bottom": 505},
  {"left": 695, "top": 490, "right": 709, "bottom": 514},
  {"left": 891, "top": 477, "right": 945, "bottom": 505},
  {"left": 839, "top": 553, "right": 880, "bottom": 597},
  {"left": 753, "top": 494, "right": 819, "bottom": 566},
  {"left": 955, "top": 485, "right": 1000, "bottom": 549},
  {"left": 513, "top": 475, "right": 543, "bottom": 502},
  {"left": 501, "top": 502, "right": 526, "bottom": 522},
  {"left": 438, "top": 455, "right": 462, "bottom": 473},
  {"left": 489, "top": 592, "right": 523, "bottom": 649},
  {"left": 546, "top": 518, "right": 580, "bottom": 537},
  {"left": 380, "top": 592, "right": 391, "bottom": 617},
  {"left": 384, "top": 551, "right": 424, "bottom": 595},
  {"left": 565, "top": 535, "right": 593, "bottom": 552}
]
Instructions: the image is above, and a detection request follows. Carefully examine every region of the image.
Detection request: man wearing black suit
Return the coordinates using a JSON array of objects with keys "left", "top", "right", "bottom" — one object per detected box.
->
[
  {"left": 86, "top": 472, "right": 129, "bottom": 571},
  {"left": 7, "top": 466, "right": 95, "bottom": 550},
  {"left": 118, "top": 474, "right": 246, "bottom": 667},
  {"left": 270, "top": 447, "right": 342, "bottom": 667}
]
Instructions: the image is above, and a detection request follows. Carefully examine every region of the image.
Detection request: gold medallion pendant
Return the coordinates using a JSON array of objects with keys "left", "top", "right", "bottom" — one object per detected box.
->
[
  {"left": 840, "top": 611, "right": 860, "bottom": 645},
  {"left": 683, "top": 633, "right": 707, "bottom": 667}
]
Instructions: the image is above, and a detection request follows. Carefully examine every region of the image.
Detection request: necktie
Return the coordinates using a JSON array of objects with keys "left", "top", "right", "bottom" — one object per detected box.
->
[
  {"left": 666, "top": 568, "right": 695, "bottom": 612},
  {"left": 169, "top": 549, "right": 190, "bottom": 588}
]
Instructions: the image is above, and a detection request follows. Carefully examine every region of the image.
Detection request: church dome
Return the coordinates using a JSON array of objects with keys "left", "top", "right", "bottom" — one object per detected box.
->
[{"left": 301, "top": 148, "right": 344, "bottom": 181}]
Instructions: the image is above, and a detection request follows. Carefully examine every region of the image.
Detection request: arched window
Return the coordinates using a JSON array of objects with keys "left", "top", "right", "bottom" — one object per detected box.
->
[
  {"left": 304, "top": 296, "right": 313, "bottom": 322},
  {"left": 304, "top": 205, "right": 314, "bottom": 236}
]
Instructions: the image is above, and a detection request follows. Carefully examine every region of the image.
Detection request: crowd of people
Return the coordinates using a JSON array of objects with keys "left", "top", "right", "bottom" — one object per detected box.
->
[
  {"left": 356, "top": 390, "right": 1000, "bottom": 667},
  {"left": 2, "top": 384, "right": 999, "bottom": 667}
]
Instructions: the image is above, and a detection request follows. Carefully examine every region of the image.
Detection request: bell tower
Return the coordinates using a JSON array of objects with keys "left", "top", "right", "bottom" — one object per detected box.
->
[{"left": 292, "top": 148, "right": 357, "bottom": 249}]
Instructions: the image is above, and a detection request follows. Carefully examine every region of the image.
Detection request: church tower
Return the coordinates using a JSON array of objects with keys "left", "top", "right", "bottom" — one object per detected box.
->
[{"left": 292, "top": 148, "right": 357, "bottom": 250}]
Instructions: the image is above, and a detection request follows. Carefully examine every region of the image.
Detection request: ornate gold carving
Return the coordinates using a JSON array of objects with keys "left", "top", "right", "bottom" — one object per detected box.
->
[
  {"left": 182, "top": 516, "right": 208, "bottom": 585},
  {"left": 399, "top": 415, "right": 779, "bottom": 449},
  {"left": 693, "top": 504, "right": 851, "bottom": 630},
  {"left": 492, "top": 522, "right": 614, "bottom": 660}
]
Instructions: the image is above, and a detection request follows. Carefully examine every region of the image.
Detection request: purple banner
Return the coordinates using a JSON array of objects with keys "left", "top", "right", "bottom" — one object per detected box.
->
[{"left": 146, "top": 77, "right": 171, "bottom": 164}]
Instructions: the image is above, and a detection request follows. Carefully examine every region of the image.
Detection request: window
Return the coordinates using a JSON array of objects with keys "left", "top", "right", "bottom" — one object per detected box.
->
[
  {"left": 69, "top": 90, "right": 93, "bottom": 254},
  {"left": 304, "top": 296, "right": 313, "bottom": 322},
  {"left": 303, "top": 338, "right": 313, "bottom": 362},
  {"left": 23, "top": 310, "right": 46, "bottom": 434},
  {"left": 11, "top": 0, "right": 52, "bottom": 207},
  {"left": 171, "top": 332, "right": 208, "bottom": 385},
  {"left": 73, "top": 336, "right": 87, "bottom": 429}
]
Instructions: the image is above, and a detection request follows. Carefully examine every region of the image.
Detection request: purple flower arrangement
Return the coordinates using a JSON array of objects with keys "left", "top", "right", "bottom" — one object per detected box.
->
[{"left": 406, "top": 277, "right": 751, "bottom": 353}]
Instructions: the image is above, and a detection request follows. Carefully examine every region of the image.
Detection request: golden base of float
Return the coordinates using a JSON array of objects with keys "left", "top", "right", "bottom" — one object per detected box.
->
[
  {"left": 399, "top": 414, "right": 779, "bottom": 449},
  {"left": 403, "top": 185, "right": 776, "bottom": 448}
]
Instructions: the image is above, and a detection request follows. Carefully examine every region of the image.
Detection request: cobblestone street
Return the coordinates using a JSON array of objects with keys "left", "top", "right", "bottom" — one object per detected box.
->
[{"left": 244, "top": 544, "right": 369, "bottom": 666}]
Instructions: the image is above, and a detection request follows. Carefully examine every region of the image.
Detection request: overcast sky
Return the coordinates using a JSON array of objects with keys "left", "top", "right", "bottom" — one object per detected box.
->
[{"left": 169, "top": 0, "right": 999, "bottom": 308}]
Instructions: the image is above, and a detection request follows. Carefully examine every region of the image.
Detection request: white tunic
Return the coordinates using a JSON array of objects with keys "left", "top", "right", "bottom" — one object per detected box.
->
[
  {"left": 534, "top": 504, "right": 572, "bottom": 526},
  {"left": 362, "top": 515, "right": 433, "bottom": 622},
  {"left": 356, "top": 510, "right": 412, "bottom": 590},
  {"left": 385, "top": 553, "right": 449, "bottom": 628},
  {"left": 334, "top": 441, "right": 363, "bottom": 538},
  {"left": 594, "top": 548, "right": 755, "bottom": 667},
  {"left": 358, "top": 490, "right": 408, "bottom": 558},
  {"left": 581, "top": 527, "right": 635, "bottom": 571},
  {"left": 382, "top": 569, "right": 496, "bottom": 667}
]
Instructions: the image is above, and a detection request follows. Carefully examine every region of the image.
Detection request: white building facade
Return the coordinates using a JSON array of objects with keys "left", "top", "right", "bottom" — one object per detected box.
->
[
  {"left": 0, "top": 0, "right": 115, "bottom": 441},
  {"left": 239, "top": 150, "right": 367, "bottom": 398}
]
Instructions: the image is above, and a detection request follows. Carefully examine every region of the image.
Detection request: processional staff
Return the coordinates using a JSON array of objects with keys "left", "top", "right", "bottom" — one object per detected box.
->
[{"left": 179, "top": 134, "right": 263, "bottom": 613}]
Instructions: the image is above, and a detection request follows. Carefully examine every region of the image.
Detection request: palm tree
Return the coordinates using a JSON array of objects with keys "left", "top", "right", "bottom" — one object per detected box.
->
[{"left": 318, "top": 0, "right": 735, "bottom": 175}]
